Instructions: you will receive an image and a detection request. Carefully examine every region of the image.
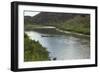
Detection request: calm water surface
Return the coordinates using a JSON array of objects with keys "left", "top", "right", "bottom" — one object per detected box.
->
[{"left": 25, "top": 30, "right": 90, "bottom": 60}]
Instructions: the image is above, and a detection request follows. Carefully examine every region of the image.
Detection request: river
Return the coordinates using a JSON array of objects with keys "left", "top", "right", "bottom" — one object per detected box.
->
[{"left": 25, "top": 29, "right": 90, "bottom": 60}]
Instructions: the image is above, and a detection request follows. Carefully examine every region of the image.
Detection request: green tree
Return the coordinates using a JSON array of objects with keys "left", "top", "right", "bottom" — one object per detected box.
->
[{"left": 24, "top": 33, "right": 50, "bottom": 61}]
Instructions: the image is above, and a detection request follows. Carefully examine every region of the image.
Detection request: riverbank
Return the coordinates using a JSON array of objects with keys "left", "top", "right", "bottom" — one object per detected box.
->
[
  {"left": 25, "top": 25, "right": 90, "bottom": 37},
  {"left": 25, "top": 31, "right": 90, "bottom": 60},
  {"left": 55, "top": 28, "right": 90, "bottom": 37},
  {"left": 24, "top": 33, "right": 50, "bottom": 61}
]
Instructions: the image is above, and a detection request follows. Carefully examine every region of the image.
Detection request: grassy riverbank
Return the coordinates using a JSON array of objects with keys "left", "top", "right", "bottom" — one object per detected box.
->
[
  {"left": 24, "top": 33, "right": 50, "bottom": 61},
  {"left": 54, "top": 15, "right": 90, "bottom": 35}
]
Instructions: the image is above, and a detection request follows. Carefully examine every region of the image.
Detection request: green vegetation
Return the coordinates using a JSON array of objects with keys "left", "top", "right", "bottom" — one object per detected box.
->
[
  {"left": 55, "top": 15, "right": 90, "bottom": 35},
  {"left": 24, "top": 12, "right": 90, "bottom": 35},
  {"left": 24, "top": 12, "right": 90, "bottom": 61},
  {"left": 24, "top": 24, "right": 45, "bottom": 30},
  {"left": 24, "top": 33, "right": 50, "bottom": 61}
]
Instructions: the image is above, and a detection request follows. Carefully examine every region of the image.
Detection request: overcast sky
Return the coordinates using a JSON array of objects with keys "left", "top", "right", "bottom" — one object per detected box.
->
[{"left": 24, "top": 11, "right": 40, "bottom": 17}]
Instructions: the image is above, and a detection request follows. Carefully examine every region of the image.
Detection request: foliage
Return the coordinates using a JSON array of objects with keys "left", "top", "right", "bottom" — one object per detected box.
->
[
  {"left": 24, "top": 33, "right": 50, "bottom": 61},
  {"left": 24, "top": 13, "right": 90, "bottom": 35},
  {"left": 55, "top": 15, "right": 90, "bottom": 35}
]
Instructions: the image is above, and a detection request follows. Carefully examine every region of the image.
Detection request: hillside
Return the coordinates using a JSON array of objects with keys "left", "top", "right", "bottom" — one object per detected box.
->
[
  {"left": 56, "top": 15, "right": 90, "bottom": 35},
  {"left": 24, "top": 12, "right": 90, "bottom": 35},
  {"left": 24, "top": 12, "right": 78, "bottom": 25}
]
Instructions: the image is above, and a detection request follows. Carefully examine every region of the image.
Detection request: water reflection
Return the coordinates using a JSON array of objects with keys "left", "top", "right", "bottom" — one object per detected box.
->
[{"left": 25, "top": 31, "right": 90, "bottom": 60}]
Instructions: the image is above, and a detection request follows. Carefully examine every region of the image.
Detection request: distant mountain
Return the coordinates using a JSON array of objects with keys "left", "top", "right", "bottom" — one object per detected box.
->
[
  {"left": 24, "top": 16, "right": 33, "bottom": 24},
  {"left": 24, "top": 12, "right": 87, "bottom": 25},
  {"left": 24, "top": 12, "right": 90, "bottom": 35},
  {"left": 32, "top": 12, "right": 76, "bottom": 25}
]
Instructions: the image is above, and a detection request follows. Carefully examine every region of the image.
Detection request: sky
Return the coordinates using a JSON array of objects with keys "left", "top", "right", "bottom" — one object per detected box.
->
[{"left": 24, "top": 11, "right": 40, "bottom": 17}]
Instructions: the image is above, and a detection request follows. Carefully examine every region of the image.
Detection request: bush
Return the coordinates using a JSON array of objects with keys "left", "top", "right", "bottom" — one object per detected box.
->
[{"left": 24, "top": 33, "right": 50, "bottom": 61}]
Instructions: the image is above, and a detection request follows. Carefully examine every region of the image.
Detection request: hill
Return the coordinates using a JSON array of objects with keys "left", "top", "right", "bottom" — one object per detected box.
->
[{"left": 24, "top": 12, "right": 90, "bottom": 35}]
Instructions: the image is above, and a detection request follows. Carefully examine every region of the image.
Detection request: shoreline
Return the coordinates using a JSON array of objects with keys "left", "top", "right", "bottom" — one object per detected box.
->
[
  {"left": 25, "top": 25, "right": 90, "bottom": 37},
  {"left": 55, "top": 28, "right": 90, "bottom": 37}
]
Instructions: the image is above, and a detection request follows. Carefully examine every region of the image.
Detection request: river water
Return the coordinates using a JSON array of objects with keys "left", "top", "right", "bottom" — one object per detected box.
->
[{"left": 25, "top": 30, "right": 90, "bottom": 60}]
